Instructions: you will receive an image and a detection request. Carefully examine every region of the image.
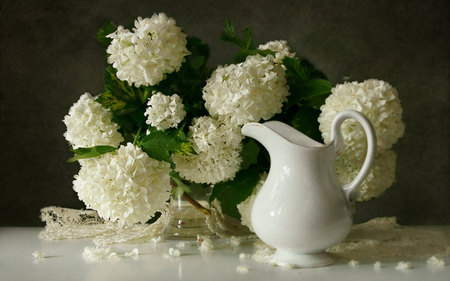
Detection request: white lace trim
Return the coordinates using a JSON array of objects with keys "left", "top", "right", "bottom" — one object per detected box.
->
[
  {"left": 327, "top": 217, "right": 450, "bottom": 260},
  {"left": 39, "top": 205, "right": 168, "bottom": 246}
]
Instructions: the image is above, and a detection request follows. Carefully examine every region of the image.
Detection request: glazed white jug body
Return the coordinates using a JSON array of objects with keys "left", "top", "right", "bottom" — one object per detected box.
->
[{"left": 241, "top": 110, "right": 376, "bottom": 267}]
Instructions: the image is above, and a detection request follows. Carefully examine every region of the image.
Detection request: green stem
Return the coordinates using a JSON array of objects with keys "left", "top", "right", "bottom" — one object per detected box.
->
[
  {"left": 133, "top": 127, "right": 142, "bottom": 145},
  {"left": 170, "top": 174, "right": 211, "bottom": 216}
]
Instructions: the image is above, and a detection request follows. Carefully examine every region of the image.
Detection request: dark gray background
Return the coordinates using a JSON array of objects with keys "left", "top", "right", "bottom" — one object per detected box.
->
[{"left": 1, "top": 0, "right": 448, "bottom": 226}]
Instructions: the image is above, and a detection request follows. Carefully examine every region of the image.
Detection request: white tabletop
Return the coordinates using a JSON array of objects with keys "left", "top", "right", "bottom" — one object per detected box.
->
[{"left": 1, "top": 227, "right": 449, "bottom": 281}]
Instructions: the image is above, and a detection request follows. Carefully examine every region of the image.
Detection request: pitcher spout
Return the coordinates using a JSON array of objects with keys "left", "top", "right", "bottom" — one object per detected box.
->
[{"left": 242, "top": 121, "right": 324, "bottom": 151}]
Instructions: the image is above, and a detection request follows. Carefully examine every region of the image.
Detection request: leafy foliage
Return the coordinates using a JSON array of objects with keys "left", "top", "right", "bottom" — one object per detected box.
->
[
  {"left": 220, "top": 19, "right": 275, "bottom": 63},
  {"left": 67, "top": 146, "right": 118, "bottom": 162},
  {"left": 209, "top": 166, "right": 262, "bottom": 220},
  {"left": 140, "top": 127, "right": 196, "bottom": 164}
]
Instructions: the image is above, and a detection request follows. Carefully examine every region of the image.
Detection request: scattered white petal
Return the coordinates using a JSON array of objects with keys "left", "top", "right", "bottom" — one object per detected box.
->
[
  {"left": 374, "top": 261, "right": 381, "bottom": 270},
  {"left": 395, "top": 261, "right": 412, "bottom": 270},
  {"left": 198, "top": 238, "right": 214, "bottom": 251},
  {"left": 83, "top": 246, "right": 119, "bottom": 261},
  {"left": 348, "top": 259, "right": 360, "bottom": 267},
  {"left": 427, "top": 256, "right": 445, "bottom": 266},
  {"left": 230, "top": 236, "right": 241, "bottom": 247},
  {"left": 236, "top": 265, "right": 249, "bottom": 273},
  {"left": 239, "top": 253, "right": 252, "bottom": 260},
  {"left": 176, "top": 242, "right": 186, "bottom": 249},
  {"left": 169, "top": 248, "right": 181, "bottom": 257},
  {"left": 151, "top": 236, "right": 162, "bottom": 244},
  {"left": 107, "top": 252, "right": 121, "bottom": 260},
  {"left": 32, "top": 251, "right": 46, "bottom": 259},
  {"left": 278, "top": 262, "right": 295, "bottom": 270},
  {"left": 252, "top": 247, "right": 275, "bottom": 264},
  {"left": 125, "top": 248, "right": 139, "bottom": 257}
]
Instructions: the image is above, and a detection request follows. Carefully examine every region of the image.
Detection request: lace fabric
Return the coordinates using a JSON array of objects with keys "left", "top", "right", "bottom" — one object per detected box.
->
[
  {"left": 39, "top": 205, "right": 168, "bottom": 246},
  {"left": 40, "top": 207, "right": 449, "bottom": 260}
]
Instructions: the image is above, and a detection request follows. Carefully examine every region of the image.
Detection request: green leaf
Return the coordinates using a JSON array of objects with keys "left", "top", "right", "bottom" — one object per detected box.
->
[
  {"left": 96, "top": 67, "right": 150, "bottom": 135},
  {"left": 234, "top": 49, "right": 275, "bottom": 63},
  {"left": 140, "top": 128, "right": 195, "bottom": 163},
  {"left": 220, "top": 19, "right": 248, "bottom": 49},
  {"left": 283, "top": 57, "right": 328, "bottom": 82},
  {"left": 67, "top": 146, "right": 117, "bottom": 162},
  {"left": 209, "top": 167, "right": 261, "bottom": 220},
  {"left": 190, "top": 56, "right": 205, "bottom": 70},
  {"left": 286, "top": 79, "right": 331, "bottom": 110},
  {"left": 290, "top": 106, "right": 323, "bottom": 143},
  {"left": 96, "top": 22, "right": 117, "bottom": 47},
  {"left": 243, "top": 28, "right": 252, "bottom": 49},
  {"left": 240, "top": 139, "right": 261, "bottom": 170}
]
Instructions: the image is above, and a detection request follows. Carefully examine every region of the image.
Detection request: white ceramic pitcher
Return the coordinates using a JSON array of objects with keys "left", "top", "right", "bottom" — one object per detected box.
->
[{"left": 241, "top": 110, "right": 376, "bottom": 267}]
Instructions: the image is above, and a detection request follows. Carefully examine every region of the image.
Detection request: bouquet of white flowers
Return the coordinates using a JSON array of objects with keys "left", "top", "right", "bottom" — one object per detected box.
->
[{"left": 63, "top": 13, "right": 405, "bottom": 230}]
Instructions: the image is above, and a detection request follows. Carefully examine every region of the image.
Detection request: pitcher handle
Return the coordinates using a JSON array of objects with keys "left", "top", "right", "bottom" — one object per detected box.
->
[{"left": 331, "top": 110, "right": 377, "bottom": 211}]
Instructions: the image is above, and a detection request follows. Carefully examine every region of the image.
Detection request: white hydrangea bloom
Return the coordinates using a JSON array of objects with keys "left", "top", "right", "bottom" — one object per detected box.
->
[
  {"left": 257, "top": 40, "right": 296, "bottom": 64},
  {"left": 318, "top": 79, "right": 405, "bottom": 161},
  {"left": 144, "top": 92, "right": 186, "bottom": 130},
  {"left": 237, "top": 172, "right": 268, "bottom": 232},
  {"left": 173, "top": 116, "right": 243, "bottom": 184},
  {"left": 336, "top": 149, "right": 397, "bottom": 201},
  {"left": 106, "top": 13, "right": 190, "bottom": 87},
  {"left": 73, "top": 143, "right": 171, "bottom": 226},
  {"left": 63, "top": 93, "right": 124, "bottom": 149},
  {"left": 203, "top": 54, "right": 290, "bottom": 126}
]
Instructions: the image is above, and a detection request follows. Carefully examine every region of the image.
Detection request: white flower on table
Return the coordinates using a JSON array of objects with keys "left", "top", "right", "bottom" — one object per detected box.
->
[
  {"left": 145, "top": 92, "right": 186, "bottom": 131},
  {"left": 63, "top": 93, "right": 124, "bottom": 149},
  {"left": 73, "top": 143, "right": 171, "bottom": 226},
  {"left": 106, "top": 13, "right": 190, "bottom": 87}
]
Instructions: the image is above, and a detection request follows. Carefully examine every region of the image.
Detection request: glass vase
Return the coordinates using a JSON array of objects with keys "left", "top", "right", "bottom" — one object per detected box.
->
[{"left": 163, "top": 182, "right": 214, "bottom": 240}]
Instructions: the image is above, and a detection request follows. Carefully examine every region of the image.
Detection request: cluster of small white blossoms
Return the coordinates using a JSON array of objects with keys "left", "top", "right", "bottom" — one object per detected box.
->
[
  {"left": 106, "top": 13, "right": 190, "bottom": 87},
  {"left": 319, "top": 79, "right": 405, "bottom": 160},
  {"left": 318, "top": 79, "right": 405, "bottom": 200},
  {"left": 144, "top": 92, "right": 186, "bottom": 130},
  {"left": 63, "top": 93, "right": 124, "bottom": 149},
  {"left": 257, "top": 40, "right": 296, "bottom": 64},
  {"left": 173, "top": 116, "right": 243, "bottom": 184},
  {"left": 73, "top": 143, "right": 171, "bottom": 226},
  {"left": 203, "top": 54, "right": 290, "bottom": 127},
  {"left": 336, "top": 149, "right": 397, "bottom": 201},
  {"left": 237, "top": 172, "right": 268, "bottom": 232}
]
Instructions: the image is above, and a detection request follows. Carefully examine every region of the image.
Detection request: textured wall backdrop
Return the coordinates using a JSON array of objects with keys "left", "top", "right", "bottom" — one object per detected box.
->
[{"left": 0, "top": 0, "right": 449, "bottom": 226}]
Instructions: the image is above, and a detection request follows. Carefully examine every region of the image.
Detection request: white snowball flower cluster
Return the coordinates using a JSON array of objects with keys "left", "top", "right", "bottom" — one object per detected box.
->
[
  {"left": 318, "top": 79, "right": 405, "bottom": 160},
  {"left": 336, "top": 149, "right": 397, "bottom": 201},
  {"left": 237, "top": 172, "right": 268, "bottom": 232},
  {"left": 257, "top": 40, "right": 296, "bottom": 64},
  {"left": 106, "top": 13, "right": 190, "bottom": 87},
  {"left": 144, "top": 92, "right": 186, "bottom": 130},
  {"left": 203, "top": 54, "right": 290, "bottom": 127},
  {"left": 73, "top": 143, "right": 171, "bottom": 226},
  {"left": 173, "top": 116, "right": 243, "bottom": 184},
  {"left": 63, "top": 93, "right": 124, "bottom": 149}
]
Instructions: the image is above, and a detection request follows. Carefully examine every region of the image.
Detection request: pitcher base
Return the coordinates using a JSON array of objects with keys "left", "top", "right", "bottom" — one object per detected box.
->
[{"left": 270, "top": 250, "right": 334, "bottom": 268}]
